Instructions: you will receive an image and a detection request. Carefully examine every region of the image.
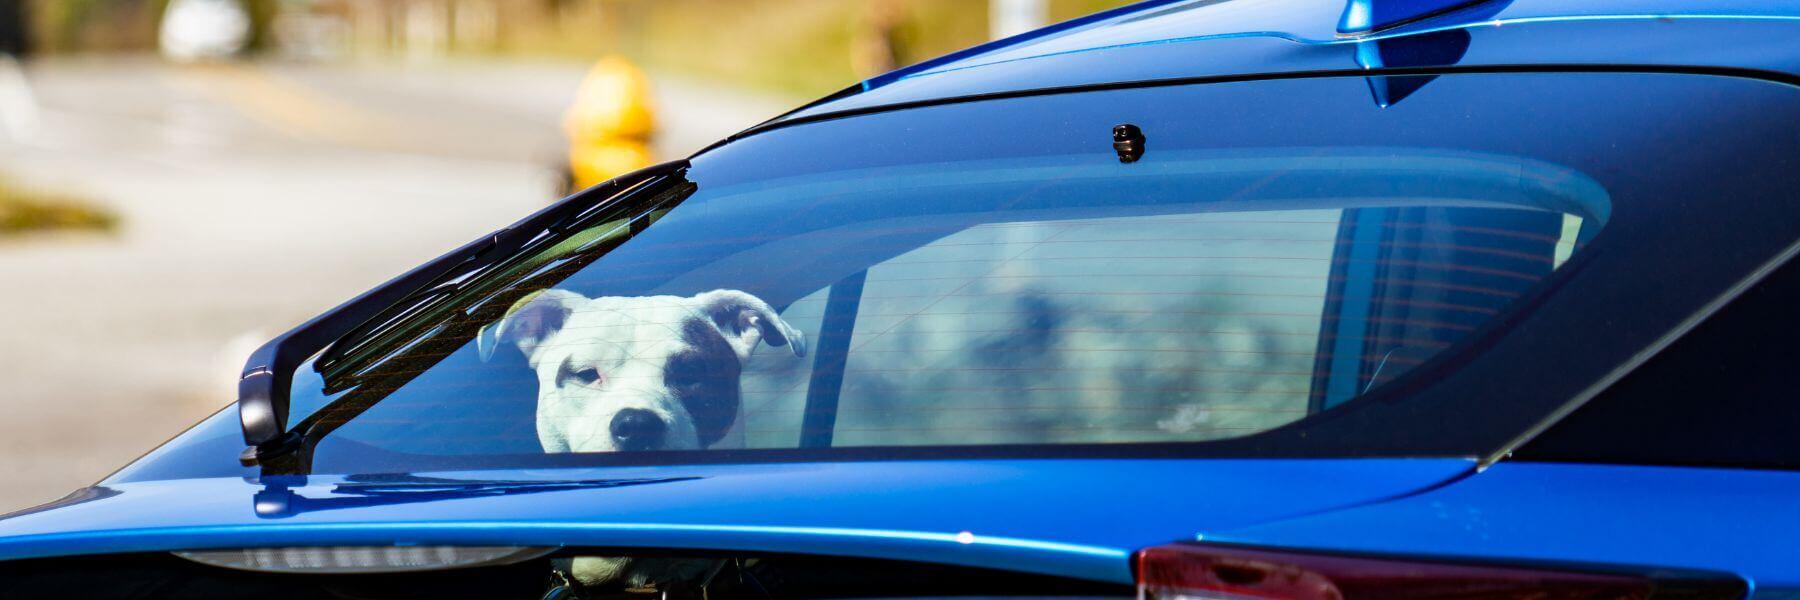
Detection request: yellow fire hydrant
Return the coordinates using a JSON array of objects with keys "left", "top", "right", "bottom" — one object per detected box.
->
[{"left": 563, "top": 56, "right": 657, "bottom": 193}]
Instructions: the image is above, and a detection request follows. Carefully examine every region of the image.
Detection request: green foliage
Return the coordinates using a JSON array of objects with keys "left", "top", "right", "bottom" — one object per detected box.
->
[
  {"left": 1051, "top": 0, "right": 1142, "bottom": 20},
  {"left": 241, "top": 0, "right": 277, "bottom": 53},
  {"left": 23, "top": 0, "right": 1138, "bottom": 93},
  {"left": 619, "top": 0, "right": 868, "bottom": 98},
  {"left": 0, "top": 178, "right": 117, "bottom": 235},
  {"left": 493, "top": 0, "right": 1136, "bottom": 97},
  {"left": 28, "top": 0, "right": 165, "bottom": 53}
]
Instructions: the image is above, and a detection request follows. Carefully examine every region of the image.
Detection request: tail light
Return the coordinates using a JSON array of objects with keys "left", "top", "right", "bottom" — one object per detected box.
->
[{"left": 1135, "top": 543, "right": 1744, "bottom": 600}]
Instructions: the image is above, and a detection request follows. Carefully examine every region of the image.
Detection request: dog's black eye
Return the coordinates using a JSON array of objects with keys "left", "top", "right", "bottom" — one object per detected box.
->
[
  {"left": 566, "top": 366, "right": 604, "bottom": 387},
  {"left": 667, "top": 369, "right": 702, "bottom": 391},
  {"left": 665, "top": 354, "right": 710, "bottom": 390}
]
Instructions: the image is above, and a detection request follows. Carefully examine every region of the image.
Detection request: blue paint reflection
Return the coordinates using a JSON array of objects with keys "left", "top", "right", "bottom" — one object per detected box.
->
[{"left": 250, "top": 474, "right": 701, "bottom": 519}]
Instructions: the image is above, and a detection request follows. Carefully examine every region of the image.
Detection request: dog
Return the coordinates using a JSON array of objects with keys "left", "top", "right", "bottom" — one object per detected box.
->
[
  {"left": 477, "top": 288, "right": 807, "bottom": 454},
  {"left": 476, "top": 288, "right": 806, "bottom": 589}
]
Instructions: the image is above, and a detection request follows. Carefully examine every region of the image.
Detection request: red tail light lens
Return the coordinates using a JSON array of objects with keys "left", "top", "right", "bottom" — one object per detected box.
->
[{"left": 1136, "top": 543, "right": 1682, "bottom": 600}]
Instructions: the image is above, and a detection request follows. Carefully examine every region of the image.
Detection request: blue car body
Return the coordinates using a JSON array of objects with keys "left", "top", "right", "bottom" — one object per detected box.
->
[
  {"left": 0, "top": 459, "right": 1473, "bottom": 584},
  {"left": 5, "top": 0, "right": 1799, "bottom": 597}
]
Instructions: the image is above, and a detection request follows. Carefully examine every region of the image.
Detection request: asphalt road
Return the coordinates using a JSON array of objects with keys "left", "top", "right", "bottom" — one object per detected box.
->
[{"left": 0, "top": 56, "right": 797, "bottom": 512}]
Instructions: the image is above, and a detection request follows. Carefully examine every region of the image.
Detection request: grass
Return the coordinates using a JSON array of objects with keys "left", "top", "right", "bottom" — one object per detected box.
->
[
  {"left": 0, "top": 179, "right": 117, "bottom": 236},
  {"left": 26, "top": 0, "right": 1140, "bottom": 99},
  {"left": 480, "top": 0, "right": 1139, "bottom": 98}
]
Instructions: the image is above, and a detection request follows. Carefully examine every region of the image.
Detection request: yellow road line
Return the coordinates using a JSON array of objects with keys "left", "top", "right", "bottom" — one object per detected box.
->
[{"left": 175, "top": 62, "right": 413, "bottom": 152}]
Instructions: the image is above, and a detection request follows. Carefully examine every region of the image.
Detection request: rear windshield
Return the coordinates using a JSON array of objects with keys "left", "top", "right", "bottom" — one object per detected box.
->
[
  {"left": 111, "top": 71, "right": 1800, "bottom": 479},
  {"left": 324, "top": 167, "right": 1595, "bottom": 454}
]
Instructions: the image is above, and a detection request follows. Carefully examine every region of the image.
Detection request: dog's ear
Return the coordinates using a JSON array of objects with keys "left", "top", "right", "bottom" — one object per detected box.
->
[
  {"left": 693, "top": 289, "right": 807, "bottom": 363},
  {"left": 478, "top": 289, "right": 587, "bottom": 362}
]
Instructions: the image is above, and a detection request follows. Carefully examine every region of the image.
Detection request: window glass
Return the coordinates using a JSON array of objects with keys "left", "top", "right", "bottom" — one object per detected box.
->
[
  {"left": 739, "top": 206, "right": 1571, "bottom": 447},
  {"left": 1515, "top": 250, "right": 1800, "bottom": 470},
  {"left": 812, "top": 211, "right": 1340, "bottom": 446},
  {"left": 310, "top": 144, "right": 1598, "bottom": 463},
  {"left": 111, "top": 71, "right": 1800, "bottom": 480}
]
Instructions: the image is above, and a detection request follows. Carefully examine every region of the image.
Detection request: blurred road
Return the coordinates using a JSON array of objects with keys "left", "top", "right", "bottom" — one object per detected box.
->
[{"left": 0, "top": 56, "right": 797, "bottom": 511}]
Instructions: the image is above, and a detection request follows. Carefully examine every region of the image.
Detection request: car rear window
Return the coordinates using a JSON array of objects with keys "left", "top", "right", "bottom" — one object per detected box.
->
[
  {"left": 108, "top": 70, "right": 1800, "bottom": 480},
  {"left": 305, "top": 144, "right": 1601, "bottom": 462}
]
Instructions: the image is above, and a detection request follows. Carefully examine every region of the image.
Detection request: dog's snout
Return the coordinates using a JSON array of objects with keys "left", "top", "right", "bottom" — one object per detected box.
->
[{"left": 609, "top": 409, "right": 666, "bottom": 451}]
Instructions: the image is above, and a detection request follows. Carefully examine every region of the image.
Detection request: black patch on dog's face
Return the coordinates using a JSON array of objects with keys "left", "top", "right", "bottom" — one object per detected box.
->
[{"left": 669, "top": 317, "right": 742, "bottom": 447}]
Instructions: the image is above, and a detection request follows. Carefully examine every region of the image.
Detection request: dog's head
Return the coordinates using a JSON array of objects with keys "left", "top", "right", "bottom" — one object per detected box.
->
[{"left": 477, "top": 289, "right": 806, "bottom": 453}]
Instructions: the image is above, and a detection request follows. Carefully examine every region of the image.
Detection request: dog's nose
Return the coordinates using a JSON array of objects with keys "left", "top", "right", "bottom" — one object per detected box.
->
[{"left": 609, "top": 409, "right": 666, "bottom": 451}]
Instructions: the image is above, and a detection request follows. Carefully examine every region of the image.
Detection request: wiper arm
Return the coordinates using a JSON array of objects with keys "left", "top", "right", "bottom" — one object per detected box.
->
[
  {"left": 237, "top": 160, "right": 690, "bottom": 467},
  {"left": 312, "top": 174, "right": 664, "bottom": 378}
]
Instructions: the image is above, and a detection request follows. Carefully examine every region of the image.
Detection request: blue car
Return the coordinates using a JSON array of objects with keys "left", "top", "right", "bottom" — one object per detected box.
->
[{"left": 5, "top": 0, "right": 1798, "bottom": 597}]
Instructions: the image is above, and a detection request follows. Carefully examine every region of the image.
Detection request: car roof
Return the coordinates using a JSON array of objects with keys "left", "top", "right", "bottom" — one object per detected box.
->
[{"left": 752, "top": 0, "right": 1800, "bottom": 132}]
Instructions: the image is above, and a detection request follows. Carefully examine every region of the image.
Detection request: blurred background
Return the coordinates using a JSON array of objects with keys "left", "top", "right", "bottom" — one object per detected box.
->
[{"left": 0, "top": 0, "right": 1134, "bottom": 511}]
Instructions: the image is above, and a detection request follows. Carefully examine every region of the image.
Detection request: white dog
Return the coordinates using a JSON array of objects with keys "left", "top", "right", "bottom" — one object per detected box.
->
[
  {"left": 477, "top": 288, "right": 806, "bottom": 454},
  {"left": 476, "top": 288, "right": 806, "bottom": 588}
]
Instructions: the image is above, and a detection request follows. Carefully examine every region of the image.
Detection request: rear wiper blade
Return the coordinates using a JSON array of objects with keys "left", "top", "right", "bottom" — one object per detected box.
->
[
  {"left": 236, "top": 160, "right": 690, "bottom": 467},
  {"left": 312, "top": 174, "right": 662, "bottom": 378}
]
